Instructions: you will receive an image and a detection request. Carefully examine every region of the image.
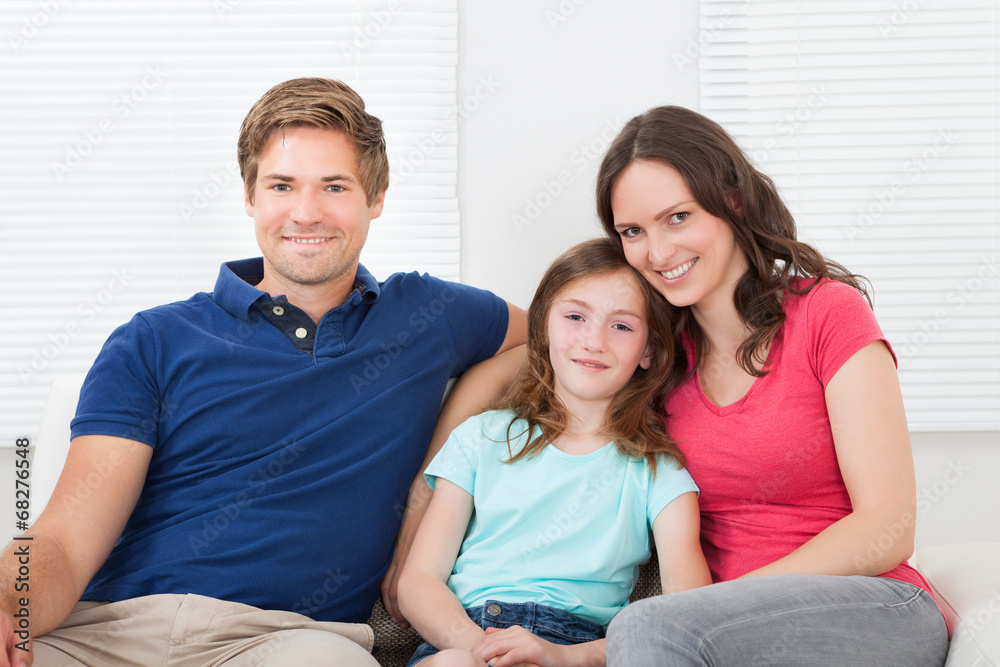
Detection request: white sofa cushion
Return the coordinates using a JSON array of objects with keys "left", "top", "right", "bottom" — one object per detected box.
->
[{"left": 912, "top": 543, "right": 1000, "bottom": 667}]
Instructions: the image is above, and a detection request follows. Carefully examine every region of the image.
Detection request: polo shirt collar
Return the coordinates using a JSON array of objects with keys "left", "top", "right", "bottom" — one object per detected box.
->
[{"left": 213, "top": 258, "right": 381, "bottom": 320}]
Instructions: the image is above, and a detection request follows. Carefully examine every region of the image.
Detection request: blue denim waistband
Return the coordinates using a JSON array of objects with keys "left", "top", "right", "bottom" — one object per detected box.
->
[{"left": 465, "top": 599, "right": 605, "bottom": 644}]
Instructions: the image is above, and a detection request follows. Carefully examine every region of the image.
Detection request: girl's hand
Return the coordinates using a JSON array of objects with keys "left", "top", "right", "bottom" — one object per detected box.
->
[{"left": 473, "top": 626, "right": 605, "bottom": 667}]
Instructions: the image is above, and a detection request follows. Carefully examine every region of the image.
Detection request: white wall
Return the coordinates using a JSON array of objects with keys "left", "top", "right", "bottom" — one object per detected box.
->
[{"left": 457, "top": 0, "right": 701, "bottom": 308}]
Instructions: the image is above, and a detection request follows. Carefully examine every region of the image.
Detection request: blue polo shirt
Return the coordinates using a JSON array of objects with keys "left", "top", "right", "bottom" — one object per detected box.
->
[{"left": 70, "top": 258, "right": 509, "bottom": 623}]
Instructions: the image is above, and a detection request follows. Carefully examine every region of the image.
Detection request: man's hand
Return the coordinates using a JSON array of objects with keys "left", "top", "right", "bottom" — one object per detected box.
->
[
  {"left": 379, "top": 541, "right": 409, "bottom": 627},
  {"left": 0, "top": 613, "right": 31, "bottom": 667}
]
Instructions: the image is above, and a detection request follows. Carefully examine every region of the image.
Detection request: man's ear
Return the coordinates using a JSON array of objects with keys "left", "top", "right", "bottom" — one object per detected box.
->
[
  {"left": 245, "top": 189, "right": 255, "bottom": 218},
  {"left": 370, "top": 189, "right": 386, "bottom": 219}
]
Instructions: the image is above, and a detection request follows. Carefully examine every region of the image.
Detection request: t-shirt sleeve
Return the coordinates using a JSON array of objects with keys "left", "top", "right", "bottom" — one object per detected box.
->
[
  {"left": 419, "top": 274, "right": 509, "bottom": 375},
  {"left": 803, "top": 280, "right": 895, "bottom": 387},
  {"left": 424, "top": 415, "right": 481, "bottom": 494},
  {"left": 646, "top": 456, "right": 700, "bottom": 526},
  {"left": 70, "top": 313, "right": 161, "bottom": 448}
]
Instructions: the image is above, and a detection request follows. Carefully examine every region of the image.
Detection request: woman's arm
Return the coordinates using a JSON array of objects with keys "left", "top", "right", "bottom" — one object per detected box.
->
[
  {"left": 742, "top": 341, "right": 916, "bottom": 578},
  {"left": 397, "top": 478, "right": 486, "bottom": 652},
  {"left": 651, "top": 491, "right": 712, "bottom": 592}
]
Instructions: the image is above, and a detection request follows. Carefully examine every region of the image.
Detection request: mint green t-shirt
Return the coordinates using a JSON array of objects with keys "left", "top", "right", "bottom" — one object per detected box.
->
[{"left": 424, "top": 410, "right": 699, "bottom": 627}]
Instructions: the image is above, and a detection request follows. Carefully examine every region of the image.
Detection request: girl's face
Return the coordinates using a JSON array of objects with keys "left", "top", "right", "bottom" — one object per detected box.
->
[
  {"left": 609, "top": 160, "right": 748, "bottom": 316},
  {"left": 546, "top": 270, "right": 651, "bottom": 412}
]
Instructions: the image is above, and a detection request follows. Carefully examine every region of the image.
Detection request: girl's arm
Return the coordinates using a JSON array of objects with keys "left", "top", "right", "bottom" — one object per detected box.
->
[
  {"left": 397, "top": 478, "right": 486, "bottom": 652},
  {"left": 742, "top": 341, "right": 916, "bottom": 578},
  {"left": 651, "top": 491, "right": 712, "bottom": 592}
]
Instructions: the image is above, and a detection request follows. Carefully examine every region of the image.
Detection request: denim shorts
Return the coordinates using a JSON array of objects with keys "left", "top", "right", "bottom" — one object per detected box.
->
[{"left": 407, "top": 599, "right": 605, "bottom": 666}]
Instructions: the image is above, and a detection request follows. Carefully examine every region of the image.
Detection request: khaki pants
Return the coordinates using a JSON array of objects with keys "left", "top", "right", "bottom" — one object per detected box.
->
[{"left": 33, "top": 593, "right": 379, "bottom": 666}]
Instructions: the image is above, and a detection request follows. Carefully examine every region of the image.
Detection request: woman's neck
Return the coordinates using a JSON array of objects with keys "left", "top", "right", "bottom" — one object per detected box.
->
[
  {"left": 691, "top": 291, "right": 748, "bottom": 359},
  {"left": 690, "top": 290, "right": 769, "bottom": 407}
]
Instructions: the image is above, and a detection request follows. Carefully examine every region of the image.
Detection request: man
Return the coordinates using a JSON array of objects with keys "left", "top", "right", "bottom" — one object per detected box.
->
[{"left": 0, "top": 78, "right": 526, "bottom": 666}]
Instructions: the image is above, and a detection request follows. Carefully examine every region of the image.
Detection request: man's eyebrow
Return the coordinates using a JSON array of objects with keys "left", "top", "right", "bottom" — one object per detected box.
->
[{"left": 259, "top": 174, "right": 358, "bottom": 183}]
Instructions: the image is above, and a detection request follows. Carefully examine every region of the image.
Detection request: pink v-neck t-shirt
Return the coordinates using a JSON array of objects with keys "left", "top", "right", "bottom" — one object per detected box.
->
[{"left": 665, "top": 278, "right": 932, "bottom": 597}]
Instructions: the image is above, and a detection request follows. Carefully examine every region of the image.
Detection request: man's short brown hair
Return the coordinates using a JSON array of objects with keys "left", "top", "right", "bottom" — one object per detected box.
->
[{"left": 238, "top": 78, "right": 389, "bottom": 206}]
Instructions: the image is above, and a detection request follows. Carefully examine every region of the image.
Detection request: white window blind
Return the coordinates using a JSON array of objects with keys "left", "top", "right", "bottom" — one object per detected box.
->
[
  {"left": 699, "top": 0, "right": 998, "bottom": 431},
  {"left": 0, "top": 0, "right": 459, "bottom": 446}
]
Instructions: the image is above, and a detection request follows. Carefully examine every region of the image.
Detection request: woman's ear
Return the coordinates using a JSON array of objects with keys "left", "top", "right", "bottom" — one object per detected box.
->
[
  {"left": 728, "top": 191, "right": 744, "bottom": 218},
  {"left": 640, "top": 347, "right": 652, "bottom": 370}
]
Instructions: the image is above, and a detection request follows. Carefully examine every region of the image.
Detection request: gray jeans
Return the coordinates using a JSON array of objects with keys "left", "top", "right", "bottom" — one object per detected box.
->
[{"left": 607, "top": 574, "right": 948, "bottom": 666}]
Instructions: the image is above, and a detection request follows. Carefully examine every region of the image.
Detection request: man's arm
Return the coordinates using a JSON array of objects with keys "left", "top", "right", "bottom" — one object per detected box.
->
[
  {"left": 380, "top": 301, "right": 527, "bottom": 624},
  {"left": 0, "top": 435, "right": 151, "bottom": 666}
]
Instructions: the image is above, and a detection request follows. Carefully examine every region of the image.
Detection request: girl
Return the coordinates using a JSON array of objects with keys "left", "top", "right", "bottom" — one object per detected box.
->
[
  {"left": 397, "top": 238, "right": 710, "bottom": 667},
  {"left": 596, "top": 106, "right": 949, "bottom": 666}
]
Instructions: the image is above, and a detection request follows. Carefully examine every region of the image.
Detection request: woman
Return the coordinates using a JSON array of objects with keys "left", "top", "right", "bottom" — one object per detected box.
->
[{"left": 596, "top": 106, "right": 948, "bottom": 666}]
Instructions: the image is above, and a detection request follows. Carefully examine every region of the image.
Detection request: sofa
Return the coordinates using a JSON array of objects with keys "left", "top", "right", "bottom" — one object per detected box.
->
[{"left": 29, "top": 375, "right": 1000, "bottom": 666}]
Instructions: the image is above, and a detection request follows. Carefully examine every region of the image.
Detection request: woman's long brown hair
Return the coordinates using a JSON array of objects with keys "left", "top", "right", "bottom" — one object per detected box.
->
[
  {"left": 596, "top": 106, "right": 869, "bottom": 377},
  {"left": 494, "top": 238, "right": 686, "bottom": 472}
]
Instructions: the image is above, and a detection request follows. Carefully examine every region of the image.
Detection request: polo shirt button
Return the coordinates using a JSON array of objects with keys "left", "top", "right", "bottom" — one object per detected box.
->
[
  {"left": 295, "top": 327, "right": 308, "bottom": 339},
  {"left": 486, "top": 603, "right": 501, "bottom": 616},
  {"left": 272, "top": 306, "right": 284, "bottom": 316}
]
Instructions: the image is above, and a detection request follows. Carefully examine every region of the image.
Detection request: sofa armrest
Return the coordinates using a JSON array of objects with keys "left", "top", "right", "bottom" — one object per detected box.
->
[{"left": 911, "top": 543, "right": 1000, "bottom": 667}]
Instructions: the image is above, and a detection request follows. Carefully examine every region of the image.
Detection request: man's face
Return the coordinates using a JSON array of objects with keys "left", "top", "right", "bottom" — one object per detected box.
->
[{"left": 246, "top": 125, "right": 385, "bottom": 297}]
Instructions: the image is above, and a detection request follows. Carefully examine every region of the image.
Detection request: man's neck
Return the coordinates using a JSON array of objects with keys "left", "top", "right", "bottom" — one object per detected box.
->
[{"left": 255, "top": 272, "right": 357, "bottom": 324}]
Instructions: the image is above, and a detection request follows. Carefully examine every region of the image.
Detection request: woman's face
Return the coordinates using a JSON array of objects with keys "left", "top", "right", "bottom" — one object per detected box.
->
[{"left": 609, "top": 160, "right": 748, "bottom": 315}]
